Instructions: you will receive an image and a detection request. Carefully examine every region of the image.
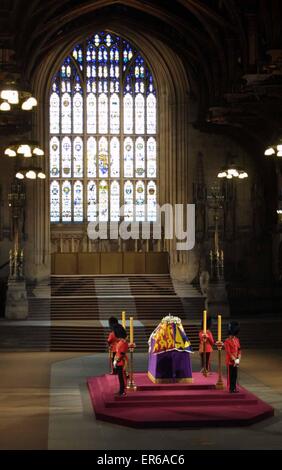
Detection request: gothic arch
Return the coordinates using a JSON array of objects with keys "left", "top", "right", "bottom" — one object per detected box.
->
[{"left": 27, "top": 21, "right": 190, "bottom": 280}]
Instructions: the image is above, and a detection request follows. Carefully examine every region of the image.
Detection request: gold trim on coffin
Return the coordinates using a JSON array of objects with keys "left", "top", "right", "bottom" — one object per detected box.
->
[{"left": 148, "top": 371, "right": 193, "bottom": 384}]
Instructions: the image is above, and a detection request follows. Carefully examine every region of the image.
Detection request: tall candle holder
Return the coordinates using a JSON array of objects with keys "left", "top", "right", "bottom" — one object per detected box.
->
[
  {"left": 127, "top": 345, "right": 137, "bottom": 391},
  {"left": 202, "top": 310, "right": 208, "bottom": 377},
  {"left": 215, "top": 342, "right": 225, "bottom": 389},
  {"left": 202, "top": 338, "right": 209, "bottom": 377}
]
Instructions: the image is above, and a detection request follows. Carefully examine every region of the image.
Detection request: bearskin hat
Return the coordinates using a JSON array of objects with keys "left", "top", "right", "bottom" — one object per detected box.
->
[
  {"left": 228, "top": 321, "right": 240, "bottom": 336},
  {"left": 112, "top": 323, "right": 127, "bottom": 339}
]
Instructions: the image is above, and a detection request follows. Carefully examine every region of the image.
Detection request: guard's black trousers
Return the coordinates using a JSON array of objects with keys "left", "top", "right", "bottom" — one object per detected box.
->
[
  {"left": 200, "top": 352, "right": 211, "bottom": 371},
  {"left": 115, "top": 365, "right": 127, "bottom": 394},
  {"left": 228, "top": 365, "right": 238, "bottom": 391}
]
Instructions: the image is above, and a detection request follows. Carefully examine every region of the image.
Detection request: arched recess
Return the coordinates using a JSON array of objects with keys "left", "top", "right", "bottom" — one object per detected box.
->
[{"left": 27, "top": 21, "right": 190, "bottom": 281}]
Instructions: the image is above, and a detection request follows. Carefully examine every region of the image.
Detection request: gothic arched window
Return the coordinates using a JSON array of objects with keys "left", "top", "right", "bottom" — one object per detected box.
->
[{"left": 49, "top": 32, "right": 157, "bottom": 224}]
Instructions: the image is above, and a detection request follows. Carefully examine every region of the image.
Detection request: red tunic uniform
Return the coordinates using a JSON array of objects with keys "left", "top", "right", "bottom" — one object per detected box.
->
[
  {"left": 107, "top": 331, "right": 118, "bottom": 353},
  {"left": 115, "top": 338, "right": 129, "bottom": 366},
  {"left": 224, "top": 336, "right": 241, "bottom": 365},
  {"left": 199, "top": 330, "right": 215, "bottom": 353},
  {"left": 115, "top": 338, "right": 129, "bottom": 395}
]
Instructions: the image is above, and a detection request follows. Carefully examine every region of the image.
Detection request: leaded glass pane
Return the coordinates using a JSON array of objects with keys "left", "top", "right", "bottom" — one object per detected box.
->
[
  {"left": 110, "top": 181, "right": 120, "bottom": 221},
  {"left": 73, "top": 92, "right": 83, "bottom": 133},
  {"left": 136, "top": 180, "right": 145, "bottom": 221},
  {"left": 87, "top": 92, "right": 96, "bottom": 133},
  {"left": 98, "top": 93, "right": 108, "bottom": 133},
  {"left": 87, "top": 181, "right": 97, "bottom": 221},
  {"left": 124, "top": 181, "right": 134, "bottom": 221},
  {"left": 147, "top": 93, "right": 156, "bottom": 134},
  {"left": 147, "top": 181, "right": 157, "bottom": 221},
  {"left": 87, "top": 137, "right": 96, "bottom": 177},
  {"left": 50, "top": 181, "right": 60, "bottom": 222},
  {"left": 50, "top": 91, "right": 60, "bottom": 134},
  {"left": 147, "top": 137, "right": 157, "bottom": 178},
  {"left": 99, "top": 180, "right": 108, "bottom": 221},
  {"left": 62, "top": 137, "right": 72, "bottom": 177},
  {"left": 124, "top": 137, "right": 133, "bottom": 178},
  {"left": 73, "top": 181, "right": 83, "bottom": 222},
  {"left": 124, "top": 93, "right": 133, "bottom": 134},
  {"left": 135, "top": 137, "right": 145, "bottom": 178},
  {"left": 98, "top": 137, "right": 108, "bottom": 177},
  {"left": 61, "top": 92, "right": 71, "bottom": 133},
  {"left": 110, "top": 137, "right": 119, "bottom": 177},
  {"left": 62, "top": 181, "right": 72, "bottom": 222},
  {"left": 135, "top": 181, "right": 145, "bottom": 221},
  {"left": 73, "top": 137, "right": 83, "bottom": 177},
  {"left": 50, "top": 137, "right": 60, "bottom": 178},
  {"left": 135, "top": 94, "right": 144, "bottom": 134},
  {"left": 110, "top": 93, "right": 119, "bottom": 133}
]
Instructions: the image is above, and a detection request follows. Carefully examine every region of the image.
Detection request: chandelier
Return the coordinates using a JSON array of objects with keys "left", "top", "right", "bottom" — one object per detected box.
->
[
  {"left": 217, "top": 161, "right": 248, "bottom": 179},
  {"left": 15, "top": 168, "right": 46, "bottom": 180},
  {"left": 0, "top": 48, "right": 37, "bottom": 112},
  {"left": 4, "top": 141, "right": 44, "bottom": 158},
  {"left": 264, "top": 139, "right": 282, "bottom": 157}
]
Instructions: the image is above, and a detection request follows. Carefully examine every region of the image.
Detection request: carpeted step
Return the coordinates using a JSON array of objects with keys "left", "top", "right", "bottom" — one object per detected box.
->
[
  {"left": 87, "top": 372, "right": 274, "bottom": 428},
  {"left": 105, "top": 397, "right": 258, "bottom": 408}
]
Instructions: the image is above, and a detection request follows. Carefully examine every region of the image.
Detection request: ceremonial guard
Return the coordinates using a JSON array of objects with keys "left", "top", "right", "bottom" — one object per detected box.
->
[
  {"left": 107, "top": 317, "right": 119, "bottom": 373},
  {"left": 199, "top": 317, "right": 215, "bottom": 373},
  {"left": 112, "top": 324, "right": 129, "bottom": 397},
  {"left": 224, "top": 321, "right": 241, "bottom": 393}
]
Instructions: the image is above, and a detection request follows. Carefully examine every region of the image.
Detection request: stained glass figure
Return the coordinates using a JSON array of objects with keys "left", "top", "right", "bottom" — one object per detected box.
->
[
  {"left": 87, "top": 137, "right": 96, "bottom": 177},
  {"left": 62, "top": 137, "right": 72, "bottom": 177},
  {"left": 124, "top": 137, "right": 133, "bottom": 178},
  {"left": 98, "top": 137, "right": 108, "bottom": 177},
  {"left": 73, "top": 137, "right": 83, "bottom": 177},
  {"left": 147, "top": 137, "right": 157, "bottom": 178},
  {"left": 124, "top": 181, "right": 134, "bottom": 221},
  {"left": 62, "top": 181, "right": 72, "bottom": 222},
  {"left": 110, "top": 181, "right": 120, "bottom": 221},
  {"left": 50, "top": 89, "right": 60, "bottom": 134},
  {"left": 99, "top": 180, "right": 108, "bottom": 221},
  {"left": 87, "top": 181, "right": 97, "bottom": 221},
  {"left": 50, "top": 181, "right": 60, "bottom": 222},
  {"left": 135, "top": 137, "right": 145, "bottom": 178},
  {"left": 73, "top": 90, "right": 83, "bottom": 133},
  {"left": 136, "top": 180, "right": 145, "bottom": 221},
  {"left": 147, "top": 181, "right": 157, "bottom": 221},
  {"left": 73, "top": 181, "right": 83, "bottom": 222},
  {"left": 110, "top": 137, "right": 120, "bottom": 177},
  {"left": 50, "top": 137, "right": 60, "bottom": 177},
  {"left": 61, "top": 92, "right": 71, "bottom": 134}
]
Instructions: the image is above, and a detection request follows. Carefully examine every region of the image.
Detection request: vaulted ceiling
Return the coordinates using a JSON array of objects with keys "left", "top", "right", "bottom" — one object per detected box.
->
[{"left": 1, "top": 0, "right": 282, "bottom": 153}]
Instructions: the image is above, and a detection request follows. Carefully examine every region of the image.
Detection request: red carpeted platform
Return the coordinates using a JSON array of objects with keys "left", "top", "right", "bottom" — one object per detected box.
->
[{"left": 87, "top": 372, "right": 274, "bottom": 428}]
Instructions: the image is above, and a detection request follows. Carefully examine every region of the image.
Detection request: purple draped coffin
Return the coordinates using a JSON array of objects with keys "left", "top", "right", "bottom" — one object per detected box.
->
[{"left": 148, "top": 337, "right": 193, "bottom": 384}]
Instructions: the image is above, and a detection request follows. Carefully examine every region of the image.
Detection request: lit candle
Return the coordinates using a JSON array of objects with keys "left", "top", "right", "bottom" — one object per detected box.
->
[
  {"left": 122, "top": 311, "right": 126, "bottom": 329},
  {"left": 218, "top": 314, "right": 222, "bottom": 342},
  {"left": 130, "top": 316, "right": 134, "bottom": 344},
  {"left": 203, "top": 310, "right": 207, "bottom": 334}
]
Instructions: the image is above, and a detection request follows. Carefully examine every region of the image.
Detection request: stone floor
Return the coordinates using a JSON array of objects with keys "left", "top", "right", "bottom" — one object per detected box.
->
[{"left": 0, "top": 350, "right": 282, "bottom": 449}]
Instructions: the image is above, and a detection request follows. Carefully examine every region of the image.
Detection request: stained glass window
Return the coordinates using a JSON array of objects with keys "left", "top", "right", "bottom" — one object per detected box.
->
[{"left": 50, "top": 31, "right": 157, "bottom": 223}]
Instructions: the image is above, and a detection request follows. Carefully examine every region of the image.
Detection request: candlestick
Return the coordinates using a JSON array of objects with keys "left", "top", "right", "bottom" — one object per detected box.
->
[
  {"left": 122, "top": 311, "right": 126, "bottom": 330},
  {"left": 129, "top": 316, "right": 134, "bottom": 343},
  {"left": 215, "top": 342, "right": 225, "bottom": 390},
  {"left": 127, "top": 344, "right": 137, "bottom": 392},
  {"left": 218, "top": 314, "right": 222, "bottom": 343},
  {"left": 203, "top": 310, "right": 207, "bottom": 334},
  {"left": 202, "top": 310, "right": 208, "bottom": 377}
]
